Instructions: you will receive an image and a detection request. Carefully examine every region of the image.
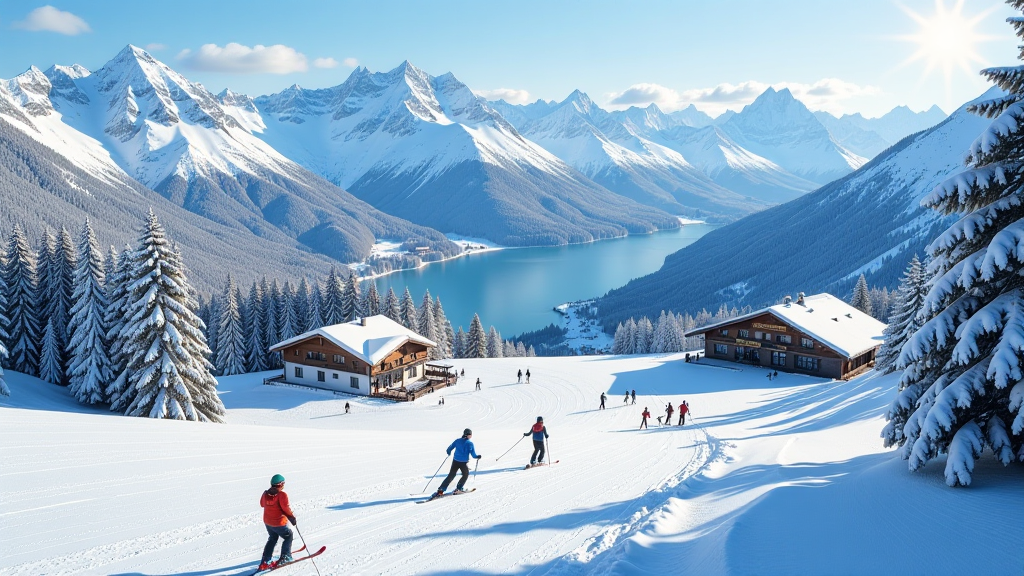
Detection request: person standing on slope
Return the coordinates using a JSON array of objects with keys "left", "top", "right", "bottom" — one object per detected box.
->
[
  {"left": 600, "top": 392, "right": 606, "bottom": 410},
  {"left": 476, "top": 377, "right": 481, "bottom": 391},
  {"left": 631, "top": 389, "right": 636, "bottom": 405},
  {"left": 640, "top": 407, "right": 650, "bottom": 430},
  {"left": 526, "top": 369, "right": 531, "bottom": 383},
  {"left": 666, "top": 402, "right": 674, "bottom": 427},
  {"left": 678, "top": 401, "right": 689, "bottom": 426},
  {"left": 524, "top": 416, "right": 549, "bottom": 466},
  {"left": 433, "top": 428, "right": 481, "bottom": 499},
  {"left": 258, "top": 474, "right": 297, "bottom": 571},
  {"left": 518, "top": 369, "right": 522, "bottom": 383},
  {"left": 623, "top": 391, "right": 629, "bottom": 404}
]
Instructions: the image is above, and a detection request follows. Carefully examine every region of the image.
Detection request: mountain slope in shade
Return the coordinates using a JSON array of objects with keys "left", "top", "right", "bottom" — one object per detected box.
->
[
  {"left": 498, "top": 91, "right": 765, "bottom": 222},
  {"left": 719, "top": 88, "right": 866, "bottom": 184},
  {"left": 597, "top": 89, "right": 997, "bottom": 330},
  {"left": 9, "top": 46, "right": 459, "bottom": 264},
  {"left": 249, "top": 62, "right": 679, "bottom": 246}
]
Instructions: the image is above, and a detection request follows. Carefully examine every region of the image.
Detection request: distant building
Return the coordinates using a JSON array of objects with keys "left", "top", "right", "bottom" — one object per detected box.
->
[
  {"left": 684, "top": 293, "right": 886, "bottom": 380},
  {"left": 269, "top": 315, "right": 437, "bottom": 396}
]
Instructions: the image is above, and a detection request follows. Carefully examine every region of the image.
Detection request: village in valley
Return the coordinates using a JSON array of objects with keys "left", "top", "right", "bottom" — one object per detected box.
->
[{"left": 0, "top": 1, "right": 1021, "bottom": 575}]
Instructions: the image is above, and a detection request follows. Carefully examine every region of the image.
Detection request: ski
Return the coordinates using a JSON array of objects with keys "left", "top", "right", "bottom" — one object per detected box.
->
[
  {"left": 524, "top": 460, "right": 560, "bottom": 470},
  {"left": 417, "top": 488, "right": 476, "bottom": 503},
  {"left": 252, "top": 546, "right": 326, "bottom": 574}
]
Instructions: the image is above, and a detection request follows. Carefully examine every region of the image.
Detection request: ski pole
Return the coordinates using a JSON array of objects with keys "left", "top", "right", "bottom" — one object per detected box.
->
[
  {"left": 495, "top": 435, "right": 525, "bottom": 461},
  {"left": 422, "top": 454, "right": 449, "bottom": 493},
  {"left": 294, "top": 524, "right": 321, "bottom": 576},
  {"left": 473, "top": 457, "right": 480, "bottom": 480},
  {"left": 545, "top": 437, "right": 552, "bottom": 468}
]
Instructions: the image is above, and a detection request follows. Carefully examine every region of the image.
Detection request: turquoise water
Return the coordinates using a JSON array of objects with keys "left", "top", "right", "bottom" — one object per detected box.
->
[{"left": 370, "top": 224, "right": 714, "bottom": 336}]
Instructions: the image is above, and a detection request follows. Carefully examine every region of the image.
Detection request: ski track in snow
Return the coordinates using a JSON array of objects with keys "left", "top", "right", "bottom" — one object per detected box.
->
[{"left": 0, "top": 356, "right": 716, "bottom": 576}]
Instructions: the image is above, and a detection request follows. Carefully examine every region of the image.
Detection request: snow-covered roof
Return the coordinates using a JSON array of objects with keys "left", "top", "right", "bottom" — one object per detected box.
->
[
  {"left": 270, "top": 315, "right": 437, "bottom": 365},
  {"left": 685, "top": 293, "right": 886, "bottom": 358}
]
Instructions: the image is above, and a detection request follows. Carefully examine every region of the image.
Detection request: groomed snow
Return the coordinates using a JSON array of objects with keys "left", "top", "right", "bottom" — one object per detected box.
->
[{"left": 1, "top": 354, "right": 1019, "bottom": 575}]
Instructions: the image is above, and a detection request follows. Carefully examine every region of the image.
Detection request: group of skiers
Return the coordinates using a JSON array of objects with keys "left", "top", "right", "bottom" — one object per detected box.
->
[
  {"left": 599, "top": 390, "right": 637, "bottom": 409},
  {"left": 639, "top": 400, "right": 689, "bottom": 429},
  {"left": 516, "top": 368, "right": 532, "bottom": 383}
]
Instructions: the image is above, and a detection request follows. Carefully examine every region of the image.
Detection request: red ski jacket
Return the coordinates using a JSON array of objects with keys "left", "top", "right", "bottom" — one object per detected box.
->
[
  {"left": 261, "top": 488, "right": 295, "bottom": 527},
  {"left": 642, "top": 410, "right": 651, "bottom": 419},
  {"left": 680, "top": 403, "right": 688, "bottom": 414}
]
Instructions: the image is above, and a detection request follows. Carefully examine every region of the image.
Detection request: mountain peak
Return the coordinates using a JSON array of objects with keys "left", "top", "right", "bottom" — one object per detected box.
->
[{"left": 562, "top": 89, "right": 595, "bottom": 114}]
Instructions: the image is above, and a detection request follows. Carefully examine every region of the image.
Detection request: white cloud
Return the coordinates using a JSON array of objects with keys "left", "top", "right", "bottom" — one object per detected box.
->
[
  {"left": 313, "top": 57, "right": 338, "bottom": 69},
  {"left": 342, "top": 57, "right": 359, "bottom": 68},
  {"left": 145, "top": 43, "right": 167, "bottom": 51},
  {"left": 13, "top": 5, "right": 90, "bottom": 35},
  {"left": 608, "top": 79, "right": 880, "bottom": 116},
  {"left": 474, "top": 88, "right": 531, "bottom": 105},
  {"left": 177, "top": 43, "right": 308, "bottom": 74}
]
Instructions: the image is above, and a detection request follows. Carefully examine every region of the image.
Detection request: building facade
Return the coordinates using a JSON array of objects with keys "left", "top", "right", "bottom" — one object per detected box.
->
[
  {"left": 270, "top": 315, "right": 436, "bottom": 396},
  {"left": 684, "top": 293, "right": 885, "bottom": 380}
]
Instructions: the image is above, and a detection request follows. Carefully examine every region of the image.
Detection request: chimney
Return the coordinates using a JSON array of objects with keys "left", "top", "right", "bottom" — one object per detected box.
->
[
  {"left": 360, "top": 317, "right": 367, "bottom": 326},
  {"left": 797, "top": 292, "right": 806, "bottom": 306},
  {"left": 783, "top": 295, "right": 792, "bottom": 305}
]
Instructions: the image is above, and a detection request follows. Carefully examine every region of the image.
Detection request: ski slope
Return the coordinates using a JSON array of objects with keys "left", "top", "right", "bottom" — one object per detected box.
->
[{"left": 1, "top": 354, "right": 1020, "bottom": 575}]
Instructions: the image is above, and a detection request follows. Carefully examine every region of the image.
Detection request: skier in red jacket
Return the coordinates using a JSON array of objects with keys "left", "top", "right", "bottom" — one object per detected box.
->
[
  {"left": 524, "top": 416, "right": 550, "bottom": 466},
  {"left": 678, "top": 401, "right": 689, "bottom": 425},
  {"left": 259, "top": 474, "right": 297, "bottom": 571},
  {"left": 640, "top": 407, "right": 651, "bottom": 430}
]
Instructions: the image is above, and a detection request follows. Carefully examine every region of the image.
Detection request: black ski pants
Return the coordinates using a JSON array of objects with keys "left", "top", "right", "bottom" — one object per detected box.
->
[
  {"left": 530, "top": 439, "right": 545, "bottom": 464},
  {"left": 262, "top": 524, "right": 293, "bottom": 562},
  {"left": 438, "top": 460, "right": 470, "bottom": 492}
]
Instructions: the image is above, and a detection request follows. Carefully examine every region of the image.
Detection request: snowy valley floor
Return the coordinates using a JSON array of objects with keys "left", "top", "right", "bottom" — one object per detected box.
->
[{"left": 1, "top": 354, "right": 1021, "bottom": 575}]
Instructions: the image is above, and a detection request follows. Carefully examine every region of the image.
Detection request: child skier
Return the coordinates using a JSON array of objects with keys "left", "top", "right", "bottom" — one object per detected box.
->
[
  {"left": 258, "top": 474, "right": 297, "bottom": 571},
  {"left": 433, "top": 429, "right": 481, "bottom": 499},
  {"left": 640, "top": 407, "right": 650, "bottom": 430},
  {"left": 524, "top": 416, "right": 549, "bottom": 466}
]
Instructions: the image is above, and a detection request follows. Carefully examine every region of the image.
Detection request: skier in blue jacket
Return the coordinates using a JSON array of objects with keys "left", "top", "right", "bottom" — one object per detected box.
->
[
  {"left": 433, "top": 428, "right": 481, "bottom": 498},
  {"left": 524, "top": 416, "right": 550, "bottom": 466}
]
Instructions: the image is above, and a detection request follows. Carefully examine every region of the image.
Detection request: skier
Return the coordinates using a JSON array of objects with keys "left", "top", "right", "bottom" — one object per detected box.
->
[
  {"left": 524, "top": 416, "right": 549, "bottom": 466},
  {"left": 773, "top": 370, "right": 778, "bottom": 379},
  {"left": 623, "top": 391, "right": 629, "bottom": 404},
  {"left": 599, "top": 392, "right": 606, "bottom": 410},
  {"left": 678, "top": 401, "right": 689, "bottom": 426},
  {"left": 460, "top": 368, "right": 465, "bottom": 378},
  {"left": 631, "top": 390, "right": 636, "bottom": 405},
  {"left": 666, "top": 402, "right": 674, "bottom": 426},
  {"left": 526, "top": 369, "right": 531, "bottom": 383},
  {"left": 518, "top": 369, "right": 522, "bottom": 383},
  {"left": 344, "top": 402, "right": 350, "bottom": 414},
  {"left": 475, "top": 377, "right": 481, "bottom": 391},
  {"left": 640, "top": 407, "right": 650, "bottom": 430},
  {"left": 258, "top": 474, "right": 297, "bottom": 571},
  {"left": 433, "top": 428, "right": 481, "bottom": 499}
]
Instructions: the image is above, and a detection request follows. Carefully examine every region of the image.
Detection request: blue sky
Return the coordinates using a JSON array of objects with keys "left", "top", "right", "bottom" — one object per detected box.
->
[{"left": 0, "top": 1, "right": 1017, "bottom": 117}]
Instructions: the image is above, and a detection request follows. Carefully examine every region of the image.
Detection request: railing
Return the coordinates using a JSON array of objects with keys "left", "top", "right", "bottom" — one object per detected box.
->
[{"left": 370, "top": 375, "right": 459, "bottom": 402}]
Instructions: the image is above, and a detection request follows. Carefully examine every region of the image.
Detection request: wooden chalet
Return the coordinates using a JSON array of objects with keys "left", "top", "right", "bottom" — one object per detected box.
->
[
  {"left": 269, "top": 315, "right": 438, "bottom": 398},
  {"left": 683, "top": 293, "right": 886, "bottom": 380}
]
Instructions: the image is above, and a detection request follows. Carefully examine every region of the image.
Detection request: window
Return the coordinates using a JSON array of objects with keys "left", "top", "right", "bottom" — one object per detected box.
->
[
  {"left": 719, "top": 329, "right": 729, "bottom": 336},
  {"left": 754, "top": 331, "right": 762, "bottom": 340},
  {"left": 762, "top": 332, "right": 772, "bottom": 341},
  {"left": 332, "top": 373, "right": 339, "bottom": 379},
  {"left": 771, "top": 351, "right": 786, "bottom": 366},
  {"left": 350, "top": 376, "right": 360, "bottom": 389},
  {"left": 796, "top": 356, "right": 819, "bottom": 371},
  {"left": 407, "top": 365, "right": 417, "bottom": 378},
  {"left": 306, "top": 351, "right": 326, "bottom": 361},
  {"left": 317, "top": 370, "right": 326, "bottom": 382},
  {"left": 333, "top": 354, "right": 344, "bottom": 364},
  {"left": 738, "top": 330, "right": 749, "bottom": 338},
  {"left": 714, "top": 343, "right": 728, "bottom": 355},
  {"left": 776, "top": 335, "right": 792, "bottom": 345},
  {"left": 294, "top": 366, "right": 303, "bottom": 378},
  {"left": 801, "top": 337, "right": 814, "bottom": 349}
]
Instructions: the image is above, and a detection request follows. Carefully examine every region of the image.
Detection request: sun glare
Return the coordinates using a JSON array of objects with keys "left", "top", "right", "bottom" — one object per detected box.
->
[{"left": 898, "top": 0, "right": 1000, "bottom": 106}]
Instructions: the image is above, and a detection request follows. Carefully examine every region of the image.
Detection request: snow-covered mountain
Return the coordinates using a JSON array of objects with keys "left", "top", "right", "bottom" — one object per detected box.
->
[
  {"left": 814, "top": 105, "right": 948, "bottom": 157},
  {"left": 247, "top": 62, "right": 680, "bottom": 245},
  {"left": 0, "top": 46, "right": 461, "bottom": 268},
  {"left": 718, "top": 88, "right": 866, "bottom": 184},
  {"left": 598, "top": 88, "right": 996, "bottom": 329},
  {"left": 492, "top": 90, "right": 764, "bottom": 222}
]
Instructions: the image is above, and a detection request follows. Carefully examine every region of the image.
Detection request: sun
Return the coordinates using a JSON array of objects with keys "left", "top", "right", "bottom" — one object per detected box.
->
[{"left": 897, "top": 0, "right": 1000, "bottom": 105}]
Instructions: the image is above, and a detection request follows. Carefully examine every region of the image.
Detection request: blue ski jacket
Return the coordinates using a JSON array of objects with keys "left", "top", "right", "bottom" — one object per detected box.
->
[{"left": 447, "top": 437, "right": 479, "bottom": 462}]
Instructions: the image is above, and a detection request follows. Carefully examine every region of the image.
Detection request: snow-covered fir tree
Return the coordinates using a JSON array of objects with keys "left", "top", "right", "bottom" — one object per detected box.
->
[
  {"left": 280, "top": 281, "right": 299, "bottom": 342},
  {"left": 216, "top": 276, "right": 247, "bottom": 376},
  {"left": 418, "top": 291, "right": 441, "bottom": 359},
  {"left": 293, "top": 278, "right": 311, "bottom": 332},
  {"left": 400, "top": 288, "right": 418, "bottom": 331},
  {"left": 38, "top": 228, "right": 76, "bottom": 384},
  {"left": 516, "top": 341, "right": 527, "bottom": 357},
  {"left": 382, "top": 287, "right": 401, "bottom": 323},
  {"left": 322, "top": 268, "right": 345, "bottom": 325},
  {"left": 885, "top": 18, "right": 1024, "bottom": 485},
  {"left": 343, "top": 273, "right": 362, "bottom": 321},
  {"left": 503, "top": 340, "right": 517, "bottom": 357},
  {"left": 67, "top": 220, "right": 112, "bottom": 404},
  {"left": 3, "top": 225, "right": 40, "bottom": 375},
  {"left": 265, "top": 279, "right": 282, "bottom": 368},
  {"left": 363, "top": 282, "right": 381, "bottom": 317},
  {"left": 433, "top": 297, "right": 453, "bottom": 359},
  {"left": 203, "top": 293, "right": 221, "bottom": 368},
  {"left": 245, "top": 282, "right": 268, "bottom": 373},
  {"left": 119, "top": 212, "right": 225, "bottom": 421},
  {"left": 307, "top": 279, "right": 325, "bottom": 331},
  {"left": 487, "top": 326, "right": 503, "bottom": 358},
  {"left": 466, "top": 314, "right": 487, "bottom": 358},
  {"left": 849, "top": 274, "right": 873, "bottom": 317},
  {"left": 876, "top": 256, "right": 927, "bottom": 373},
  {"left": 453, "top": 326, "right": 466, "bottom": 358},
  {"left": 527, "top": 345, "right": 537, "bottom": 357},
  {"left": 636, "top": 317, "right": 654, "bottom": 354},
  {"left": 0, "top": 255, "right": 9, "bottom": 397},
  {"left": 105, "top": 247, "right": 134, "bottom": 412}
]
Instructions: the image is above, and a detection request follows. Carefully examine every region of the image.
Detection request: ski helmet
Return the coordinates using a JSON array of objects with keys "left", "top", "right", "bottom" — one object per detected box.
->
[
  {"left": 270, "top": 474, "right": 285, "bottom": 486},
  {"left": 463, "top": 428, "right": 472, "bottom": 436},
  {"left": 537, "top": 416, "right": 543, "bottom": 422}
]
